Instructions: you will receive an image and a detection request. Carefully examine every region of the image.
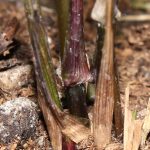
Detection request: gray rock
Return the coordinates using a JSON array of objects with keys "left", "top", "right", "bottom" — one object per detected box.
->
[{"left": 0, "top": 97, "right": 38, "bottom": 144}]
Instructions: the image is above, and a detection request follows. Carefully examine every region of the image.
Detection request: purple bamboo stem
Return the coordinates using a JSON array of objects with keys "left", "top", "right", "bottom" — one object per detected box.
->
[{"left": 62, "top": 0, "right": 91, "bottom": 86}]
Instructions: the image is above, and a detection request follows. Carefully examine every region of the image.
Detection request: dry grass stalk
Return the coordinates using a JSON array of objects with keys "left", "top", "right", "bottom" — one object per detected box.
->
[
  {"left": 124, "top": 85, "right": 143, "bottom": 150},
  {"left": 93, "top": 0, "right": 115, "bottom": 148},
  {"left": 118, "top": 14, "right": 150, "bottom": 22},
  {"left": 91, "top": 0, "right": 123, "bottom": 138},
  {"left": 141, "top": 98, "right": 150, "bottom": 146},
  {"left": 123, "top": 84, "right": 130, "bottom": 150},
  {"left": 132, "top": 120, "right": 143, "bottom": 150}
]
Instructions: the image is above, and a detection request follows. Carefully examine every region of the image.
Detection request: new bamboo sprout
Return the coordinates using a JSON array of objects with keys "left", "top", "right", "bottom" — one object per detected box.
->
[
  {"left": 62, "top": 0, "right": 91, "bottom": 86},
  {"left": 93, "top": 0, "right": 115, "bottom": 148},
  {"left": 61, "top": 0, "right": 90, "bottom": 120}
]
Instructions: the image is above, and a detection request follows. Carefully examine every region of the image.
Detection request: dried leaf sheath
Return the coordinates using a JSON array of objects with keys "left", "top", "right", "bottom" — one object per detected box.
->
[
  {"left": 37, "top": 86, "right": 63, "bottom": 150},
  {"left": 24, "top": 0, "right": 63, "bottom": 131},
  {"left": 93, "top": 0, "right": 115, "bottom": 148},
  {"left": 24, "top": 1, "right": 63, "bottom": 149},
  {"left": 62, "top": 0, "right": 91, "bottom": 86},
  {"left": 24, "top": 0, "right": 62, "bottom": 110}
]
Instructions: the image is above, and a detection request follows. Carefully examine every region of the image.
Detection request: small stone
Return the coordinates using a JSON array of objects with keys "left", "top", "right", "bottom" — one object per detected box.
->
[
  {"left": 0, "top": 97, "right": 38, "bottom": 144},
  {"left": 0, "top": 65, "right": 33, "bottom": 91}
]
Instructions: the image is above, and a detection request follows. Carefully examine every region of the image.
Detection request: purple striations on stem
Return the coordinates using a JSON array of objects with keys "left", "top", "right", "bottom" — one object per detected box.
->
[{"left": 62, "top": 0, "right": 91, "bottom": 86}]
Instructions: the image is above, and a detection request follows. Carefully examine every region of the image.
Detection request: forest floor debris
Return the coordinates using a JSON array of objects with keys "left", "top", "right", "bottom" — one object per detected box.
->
[{"left": 0, "top": 1, "right": 149, "bottom": 149}]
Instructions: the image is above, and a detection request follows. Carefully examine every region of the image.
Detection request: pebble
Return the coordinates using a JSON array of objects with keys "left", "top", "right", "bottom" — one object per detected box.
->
[
  {"left": 0, "top": 65, "right": 33, "bottom": 91},
  {"left": 0, "top": 97, "right": 38, "bottom": 144}
]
